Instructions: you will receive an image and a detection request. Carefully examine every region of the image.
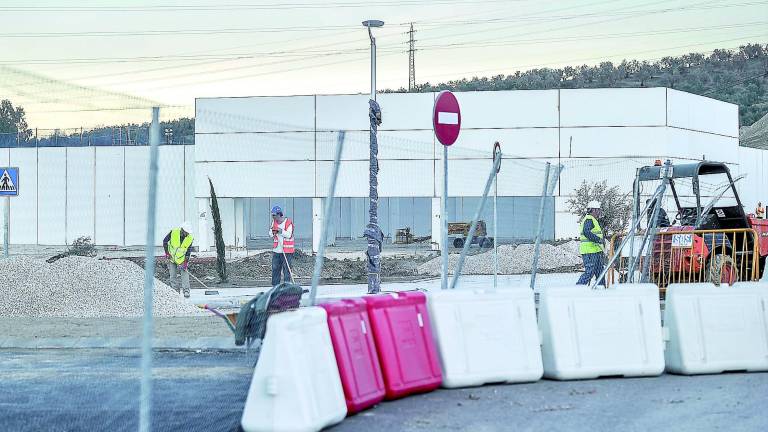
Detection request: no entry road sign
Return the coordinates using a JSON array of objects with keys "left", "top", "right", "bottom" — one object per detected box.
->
[{"left": 433, "top": 91, "right": 461, "bottom": 146}]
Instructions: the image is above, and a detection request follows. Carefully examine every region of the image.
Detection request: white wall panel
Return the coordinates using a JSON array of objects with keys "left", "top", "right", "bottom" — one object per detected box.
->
[
  {"left": 200, "top": 197, "right": 235, "bottom": 247},
  {"left": 436, "top": 158, "right": 557, "bottom": 197},
  {"left": 124, "top": 147, "right": 149, "bottom": 245},
  {"left": 561, "top": 88, "right": 666, "bottom": 127},
  {"left": 316, "top": 93, "right": 435, "bottom": 131},
  {"left": 316, "top": 130, "right": 434, "bottom": 161},
  {"left": 195, "top": 132, "right": 315, "bottom": 162},
  {"left": 558, "top": 157, "right": 644, "bottom": 195},
  {"left": 448, "top": 128, "right": 559, "bottom": 159},
  {"left": 317, "top": 160, "right": 434, "bottom": 198},
  {"left": 196, "top": 96, "right": 315, "bottom": 133},
  {"left": 665, "top": 128, "right": 737, "bottom": 164},
  {"left": 184, "top": 146, "right": 198, "bottom": 239},
  {"left": 736, "top": 146, "right": 767, "bottom": 210},
  {"left": 667, "top": 89, "right": 738, "bottom": 137},
  {"left": 66, "top": 147, "right": 95, "bottom": 243},
  {"left": 37, "top": 148, "right": 66, "bottom": 245},
  {"left": 560, "top": 126, "right": 669, "bottom": 158},
  {"left": 154, "top": 146, "right": 186, "bottom": 245},
  {"left": 8, "top": 148, "right": 37, "bottom": 244},
  {"left": 455, "top": 90, "right": 559, "bottom": 129},
  {"left": 94, "top": 147, "right": 124, "bottom": 245},
  {"left": 555, "top": 196, "right": 580, "bottom": 240},
  {"left": 197, "top": 161, "right": 315, "bottom": 198}
]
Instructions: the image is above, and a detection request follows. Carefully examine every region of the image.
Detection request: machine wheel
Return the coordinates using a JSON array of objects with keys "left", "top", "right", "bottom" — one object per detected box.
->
[
  {"left": 707, "top": 254, "right": 738, "bottom": 286},
  {"left": 481, "top": 238, "right": 494, "bottom": 248},
  {"left": 453, "top": 237, "right": 465, "bottom": 249}
]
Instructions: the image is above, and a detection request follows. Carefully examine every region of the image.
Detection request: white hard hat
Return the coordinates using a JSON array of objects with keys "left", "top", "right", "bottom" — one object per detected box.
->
[
  {"left": 587, "top": 200, "right": 601, "bottom": 210},
  {"left": 181, "top": 221, "right": 193, "bottom": 233}
]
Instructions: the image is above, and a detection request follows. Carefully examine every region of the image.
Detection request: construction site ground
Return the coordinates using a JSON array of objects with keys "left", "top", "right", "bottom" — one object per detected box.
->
[
  {"left": 5, "top": 239, "right": 582, "bottom": 289},
  {"left": 3, "top": 348, "right": 765, "bottom": 432}
]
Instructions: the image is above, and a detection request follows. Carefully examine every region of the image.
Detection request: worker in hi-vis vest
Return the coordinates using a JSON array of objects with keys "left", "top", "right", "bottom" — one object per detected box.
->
[
  {"left": 163, "top": 221, "right": 194, "bottom": 298},
  {"left": 269, "top": 205, "right": 295, "bottom": 287},
  {"left": 577, "top": 201, "right": 606, "bottom": 286}
]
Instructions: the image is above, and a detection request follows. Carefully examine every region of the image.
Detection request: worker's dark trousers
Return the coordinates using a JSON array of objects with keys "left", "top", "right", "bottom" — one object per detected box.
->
[
  {"left": 271, "top": 252, "right": 293, "bottom": 287},
  {"left": 577, "top": 252, "right": 605, "bottom": 286}
]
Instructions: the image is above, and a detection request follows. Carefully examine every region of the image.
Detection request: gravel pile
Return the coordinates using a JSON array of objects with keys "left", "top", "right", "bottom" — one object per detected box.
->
[
  {"left": 0, "top": 256, "right": 204, "bottom": 318},
  {"left": 418, "top": 241, "right": 583, "bottom": 276}
]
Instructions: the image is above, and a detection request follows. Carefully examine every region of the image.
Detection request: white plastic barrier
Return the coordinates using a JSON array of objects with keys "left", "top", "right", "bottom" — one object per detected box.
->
[
  {"left": 241, "top": 307, "right": 347, "bottom": 432},
  {"left": 664, "top": 282, "right": 768, "bottom": 375},
  {"left": 538, "top": 284, "right": 665, "bottom": 380},
  {"left": 427, "top": 288, "right": 542, "bottom": 388}
]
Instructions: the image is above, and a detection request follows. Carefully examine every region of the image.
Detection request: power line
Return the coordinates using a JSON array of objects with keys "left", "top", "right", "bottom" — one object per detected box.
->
[
  {"left": 409, "top": 0, "right": 768, "bottom": 27},
  {"left": 0, "top": 0, "right": 521, "bottom": 12},
  {"left": 0, "top": 25, "right": 393, "bottom": 39},
  {"left": 415, "top": 22, "right": 768, "bottom": 52},
  {"left": 410, "top": 35, "right": 766, "bottom": 83}
]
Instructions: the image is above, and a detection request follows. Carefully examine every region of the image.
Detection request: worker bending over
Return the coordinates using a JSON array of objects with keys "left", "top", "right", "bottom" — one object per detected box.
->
[
  {"left": 164, "top": 221, "right": 194, "bottom": 298},
  {"left": 270, "top": 205, "right": 295, "bottom": 287},
  {"left": 577, "top": 201, "right": 606, "bottom": 286}
]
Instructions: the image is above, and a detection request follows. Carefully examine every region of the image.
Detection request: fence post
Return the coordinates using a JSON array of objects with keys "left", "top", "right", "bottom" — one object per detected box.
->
[
  {"left": 493, "top": 170, "right": 498, "bottom": 289},
  {"left": 530, "top": 163, "right": 563, "bottom": 290},
  {"left": 441, "top": 145, "right": 449, "bottom": 290},
  {"left": 139, "top": 107, "right": 161, "bottom": 432},
  {"left": 450, "top": 153, "right": 501, "bottom": 290},
  {"left": 309, "top": 131, "right": 346, "bottom": 306}
]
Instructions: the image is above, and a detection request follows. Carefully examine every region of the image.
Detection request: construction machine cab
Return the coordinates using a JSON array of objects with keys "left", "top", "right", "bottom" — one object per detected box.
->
[{"left": 636, "top": 161, "right": 749, "bottom": 231}]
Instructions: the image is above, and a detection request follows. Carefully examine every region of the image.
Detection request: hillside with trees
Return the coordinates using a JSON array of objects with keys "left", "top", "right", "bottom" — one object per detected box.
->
[{"left": 396, "top": 43, "right": 768, "bottom": 127}]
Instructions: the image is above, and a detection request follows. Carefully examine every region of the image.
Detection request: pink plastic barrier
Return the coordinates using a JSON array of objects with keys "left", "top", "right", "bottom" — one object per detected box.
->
[
  {"left": 320, "top": 299, "right": 386, "bottom": 414},
  {"left": 364, "top": 292, "right": 442, "bottom": 399}
]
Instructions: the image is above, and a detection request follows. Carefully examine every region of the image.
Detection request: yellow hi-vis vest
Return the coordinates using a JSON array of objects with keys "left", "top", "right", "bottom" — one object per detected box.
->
[
  {"left": 579, "top": 214, "right": 604, "bottom": 254},
  {"left": 168, "top": 228, "right": 194, "bottom": 265}
]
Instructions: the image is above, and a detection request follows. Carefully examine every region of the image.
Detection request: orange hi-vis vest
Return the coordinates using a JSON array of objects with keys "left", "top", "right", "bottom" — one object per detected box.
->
[{"left": 272, "top": 218, "right": 295, "bottom": 253}]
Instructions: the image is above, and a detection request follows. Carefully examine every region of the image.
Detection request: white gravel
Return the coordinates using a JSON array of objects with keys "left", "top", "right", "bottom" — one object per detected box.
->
[
  {"left": 418, "top": 241, "right": 583, "bottom": 276},
  {"left": 0, "top": 256, "right": 204, "bottom": 318}
]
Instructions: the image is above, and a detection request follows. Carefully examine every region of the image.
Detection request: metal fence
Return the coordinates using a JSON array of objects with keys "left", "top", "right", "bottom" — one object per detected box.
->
[{"left": 0, "top": 127, "right": 193, "bottom": 148}]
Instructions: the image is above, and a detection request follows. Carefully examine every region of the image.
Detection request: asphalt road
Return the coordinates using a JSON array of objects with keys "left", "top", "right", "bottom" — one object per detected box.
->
[{"left": 2, "top": 349, "right": 766, "bottom": 432}]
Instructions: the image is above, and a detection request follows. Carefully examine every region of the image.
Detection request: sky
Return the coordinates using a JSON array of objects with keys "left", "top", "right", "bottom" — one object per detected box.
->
[{"left": 1, "top": 0, "right": 766, "bottom": 128}]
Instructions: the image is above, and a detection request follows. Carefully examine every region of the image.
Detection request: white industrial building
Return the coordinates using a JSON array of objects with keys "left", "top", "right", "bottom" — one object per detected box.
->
[{"left": 2, "top": 87, "right": 766, "bottom": 251}]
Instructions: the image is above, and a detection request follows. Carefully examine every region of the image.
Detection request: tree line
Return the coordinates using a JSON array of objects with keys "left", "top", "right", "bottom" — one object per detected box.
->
[
  {"left": 2, "top": 43, "right": 766, "bottom": 139},
  {"left": 393, "top": 43, "right": 768, "bottom": 127}
]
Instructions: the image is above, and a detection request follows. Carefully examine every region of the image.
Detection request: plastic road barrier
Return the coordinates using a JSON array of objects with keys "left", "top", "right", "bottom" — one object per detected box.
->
[
  {"left": 364, "top": 291, "right": 443, "bottom": 399},
  {"left": 538, "top": 284, "right": 665, "bottom": 380},
  {"left": 664, "top": 282, "right": 768, "bottom": 375},
  {"left": 241, "top": 307, "right": 347, "bottom": 432},
  {"left": 320, "top": 299, "right": 386, "bottom": 414},
  {"left": 427, "top": 288, "right": 543, "bottom": 388}
]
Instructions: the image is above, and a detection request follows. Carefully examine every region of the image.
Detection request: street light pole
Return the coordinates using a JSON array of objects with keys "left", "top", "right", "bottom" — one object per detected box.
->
[{"left": 362, "top": 19, "right": 384, "bottom": 294}]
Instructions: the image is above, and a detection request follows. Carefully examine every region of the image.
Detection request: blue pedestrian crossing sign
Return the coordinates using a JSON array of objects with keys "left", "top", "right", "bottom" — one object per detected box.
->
[{"left": 0, "top": 167, "right": 18, "bottom": 196}]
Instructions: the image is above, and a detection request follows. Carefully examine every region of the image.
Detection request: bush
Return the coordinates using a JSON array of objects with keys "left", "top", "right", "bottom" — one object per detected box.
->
[
  {"left": 567, "top": 180, "right": 632, "bottom": 238},
  {"left": 47, "top": 236, "right": 96, "bottom": 263}
]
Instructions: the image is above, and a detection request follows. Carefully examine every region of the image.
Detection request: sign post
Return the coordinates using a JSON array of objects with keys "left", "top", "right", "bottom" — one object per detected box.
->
[
  {"left": 493, "top": 142, "right": 501, "bottom": 288},
  {"left": 0, "top": 167, "right": 19, "bottom": 258},
  {"left": 433, "top": 91, "right": 461, "bottom": 290}
]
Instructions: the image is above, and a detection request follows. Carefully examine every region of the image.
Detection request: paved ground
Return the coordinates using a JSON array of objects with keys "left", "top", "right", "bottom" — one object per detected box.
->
[{"left": 2, "top": 348, "right": 766, "bottom": 432}]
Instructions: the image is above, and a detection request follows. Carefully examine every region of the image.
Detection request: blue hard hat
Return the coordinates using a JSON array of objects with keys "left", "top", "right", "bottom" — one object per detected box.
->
[{"left": 271, "top": 205, "right": 283, "bottom": 215}]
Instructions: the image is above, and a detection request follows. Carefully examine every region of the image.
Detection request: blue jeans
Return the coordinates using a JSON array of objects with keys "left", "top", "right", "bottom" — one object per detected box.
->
[
  {"left": 577, "top": 252, "right": 605, "bottom": 286},
  {"left": 271, "top": 252, "right": 293, "bottom": 287}
]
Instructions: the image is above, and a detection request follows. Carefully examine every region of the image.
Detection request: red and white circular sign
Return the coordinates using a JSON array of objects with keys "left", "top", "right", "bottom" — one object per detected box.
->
[{"left": 433, "top": 90, "right": 461, "bottom": 146}]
